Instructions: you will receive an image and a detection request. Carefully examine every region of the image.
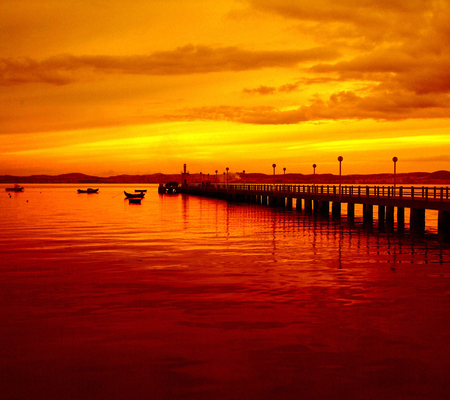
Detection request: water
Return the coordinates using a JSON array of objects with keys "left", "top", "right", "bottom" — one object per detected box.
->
[{"left": 1, "top": 184, "right": 450, "bottom": 399}]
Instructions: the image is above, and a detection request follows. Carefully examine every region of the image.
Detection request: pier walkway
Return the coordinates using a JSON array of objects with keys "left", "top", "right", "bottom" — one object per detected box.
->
[{"left": 179, "top": 184, "right": 450, "bottom": 239}]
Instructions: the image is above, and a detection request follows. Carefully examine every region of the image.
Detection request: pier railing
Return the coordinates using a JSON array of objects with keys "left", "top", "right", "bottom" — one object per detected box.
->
[{"left": 189, "top": 184, "right": 450, "bottom": 202}]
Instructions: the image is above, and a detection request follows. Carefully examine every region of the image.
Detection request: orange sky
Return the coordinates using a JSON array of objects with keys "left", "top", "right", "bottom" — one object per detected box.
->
[{"left": 2, "top": 0, "right": 450, "bottom": 176}]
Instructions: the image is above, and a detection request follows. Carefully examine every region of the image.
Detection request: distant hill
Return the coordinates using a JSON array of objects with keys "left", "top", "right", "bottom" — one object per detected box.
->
[{"left": 1, "top": 170, "right": 450, "bottom": 185}]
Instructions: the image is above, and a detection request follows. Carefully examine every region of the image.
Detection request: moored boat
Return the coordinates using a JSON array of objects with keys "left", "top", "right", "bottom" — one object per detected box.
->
[
  {"left": 5, "top": 184, "right": 24, "bottom": 192},
  {"left": 158, "top": 181, "right": 179, "bottom": 194},
  {"left": 124, "top": 191, "right": 145, "bottom": 198},
  {"left": 135, "top": 189, "right": 147, "bottom": 193},
  {"left": 77, "top": 188, "right": 99, "bottom": 193}
]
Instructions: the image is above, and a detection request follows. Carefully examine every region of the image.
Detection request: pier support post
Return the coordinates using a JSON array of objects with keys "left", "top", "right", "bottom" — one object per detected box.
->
[
  {"left": 363, "top": 204, "right": 373, "bottom": 227},
  {"left": 410, "top": 208, "right": 425, "bottom": 235},
  {"left": 386, "top": 206, "right": 394, "bottom": 232},
  {"left": 296, "top": 198, "right": 302, "bottom": 212},
  {"left": 378, "top": 206, "right": 385, "bottom": 231},
  {"left": 319, "top": 201, "right": 329, "bottom": 217},
  {"left": 347, "top": 203, "right": 355, "bottom": 224},
  {"left": 305, "top": 199, "right": 313, "bottom": 213},
  {"left": 332, "top": 202, "right": 341, "bottom": 219},
  {"left": 286, "top": 198, "right": 293, "bottom": 210},
  {"left": 397, "top": 207, "right": 405, "bottom": 232},
  {"left": 438, "top": 210, "right": 450, "bottom": 241},
  {"left": 313, "top": 200, "right": 319, "bottom": 215}
]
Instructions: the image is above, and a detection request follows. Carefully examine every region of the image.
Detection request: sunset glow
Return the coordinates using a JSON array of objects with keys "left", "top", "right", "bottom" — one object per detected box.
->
[{"left": 2, "top": 0, "right": 450, "bottom": 176}]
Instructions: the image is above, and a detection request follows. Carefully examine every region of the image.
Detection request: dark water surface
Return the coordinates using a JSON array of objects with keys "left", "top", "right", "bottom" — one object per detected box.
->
[{"left": 1, "top": 184, "right": 450, "bottom": 399}]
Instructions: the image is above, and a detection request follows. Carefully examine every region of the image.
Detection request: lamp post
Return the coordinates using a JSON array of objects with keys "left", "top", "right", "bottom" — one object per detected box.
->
[
  {"left": 338, "top": 156, "right": 343, "bottom": 197},
  {"left": 312, "top": 164, "right": 316, "bottom": 187},
  {"left": 393, "top": 157, "right": 398, "bottom": 194},
  {"left": 226, "top": 167, "right": 229, "bottom": 192},
  {"left": 283, "top": 167, "right": 286, "bottom": 190},
  {"left": 272, "top": 163, "right": 276, "bottom": 191},
  {"left": 215, "top": 170, "right": 218, "bottom": 185}
]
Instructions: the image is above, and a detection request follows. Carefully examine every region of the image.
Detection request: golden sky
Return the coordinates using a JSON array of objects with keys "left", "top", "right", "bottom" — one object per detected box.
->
[{"left": 2, "top": 0, "right": 450, "bottom": 176}]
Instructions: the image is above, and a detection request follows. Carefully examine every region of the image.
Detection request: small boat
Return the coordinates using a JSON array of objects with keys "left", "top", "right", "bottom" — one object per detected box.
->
[
  {"left": 77, "top": 188, "right": 99, "bottom": 194},
  {"left": 5, "top": 184, "right": 24, "bottom": 192},
  {"left": 124, "top": 191, "right": 145, "bottom": 198},
  {"left": 128, "top": 198, "right": 142, "bottom": 204},
  {"left": 158, "top": 181, "right": 180, "bottom": 194}
]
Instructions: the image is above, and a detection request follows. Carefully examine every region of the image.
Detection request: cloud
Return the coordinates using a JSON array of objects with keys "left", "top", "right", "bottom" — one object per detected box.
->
[
  {"left": 243, "top": 81, "right": 301, "bottom": 95},
  {"left": 246, "top": 0, "right": 435, "bottom": 44},
  {"left": 243, "top": 85, "right": 277, "bottom": 95},
  {"left": 171, "top": 90, "right": 450, "bottom": 124},
  {"left": 247, "top": 0, "right": 450, "bottom": 96},
  {"left": 278, "top": 82, "right": 300, "bottom": 92},
  {"left": 0, "top": 44, "right": 341, "bottom": 86},
  {"left": 310, "top": 47, "right": 450, "bottom": 95}
]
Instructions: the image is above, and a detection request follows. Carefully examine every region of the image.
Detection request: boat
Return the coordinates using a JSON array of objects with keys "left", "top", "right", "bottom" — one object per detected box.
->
[
  {"left": 128, "top": 198, "right": 142, "bottom": 204},
  {"left": 5, "top": 184, "right": 24, "bottom": 192},
  {"left": 161, "top": 181, "right": 179, "bottom": 194},
  {"left": 124, "top": 191, "right": 145, "bottom": 198},
  {"left": 134, "top": 189, "right": 147, "bottom": 193},
  {"left": 77, "top": 188, "right": 99, "bottom": 194}
]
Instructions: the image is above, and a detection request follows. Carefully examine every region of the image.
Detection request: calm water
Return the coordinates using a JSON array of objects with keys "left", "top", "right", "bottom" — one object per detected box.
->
[{"left": 1, "top": 184, "right": 450, "bottom": 399}]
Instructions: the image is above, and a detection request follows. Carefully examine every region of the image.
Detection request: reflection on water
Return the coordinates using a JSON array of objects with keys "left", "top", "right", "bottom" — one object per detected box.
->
[{"left": 1, "top": 184, "right": 450, "bottom": 399}]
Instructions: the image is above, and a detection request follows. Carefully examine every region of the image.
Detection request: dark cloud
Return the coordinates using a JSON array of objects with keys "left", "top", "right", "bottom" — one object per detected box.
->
[
  {"left": 278, "top": 82, "right": 300, "bottom": 92},
  {"left": 171, "top": 90, "right": 450, "bottom": 124},
  {"left": 310, "top": 48, "right": 450, "bottom": 95},
  {"left": 0, "top": 44, "right": 341, "bottom": 86},
  {"left": 243, "top": 85, "right": 277, "bottom": 95},
  {"left": 248, "top": 0, "right": 450, "bottom": 96},
  {"left": 247, "top": 0, "right": 434, "bottom": 44},
  {"left": 243, "top": 81, "right": 301, "bottom": 95}
]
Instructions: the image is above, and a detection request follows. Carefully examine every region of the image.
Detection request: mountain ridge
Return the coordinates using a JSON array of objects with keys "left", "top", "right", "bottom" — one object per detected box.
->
[{"left": 1, "top": 170, "right": 450, "bottom": 184}]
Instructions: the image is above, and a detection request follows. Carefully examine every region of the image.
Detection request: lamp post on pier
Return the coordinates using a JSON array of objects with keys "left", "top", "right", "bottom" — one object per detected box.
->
[
  {"left": 393, "top": 157, "right": 398, "bottom": 194},
  {"left": 226, "top": 167, "right": 229, "bottom": 192},
  {"left": 272, "top": 163, "right": 276, "bottom": 191},
  {"left": 283, "top": 167, "right": 286, "bottom": 190},
  {"left": 338, "top": 156, "right": 343, "bottom": 198},
  {"left": 313, "top": 164, "right": 316, "bottom": 187}
]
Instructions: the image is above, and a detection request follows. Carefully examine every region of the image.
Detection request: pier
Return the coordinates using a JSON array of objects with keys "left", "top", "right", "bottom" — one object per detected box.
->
[{"left": 178, "top": 183, "right": 450, "bottom": 240}]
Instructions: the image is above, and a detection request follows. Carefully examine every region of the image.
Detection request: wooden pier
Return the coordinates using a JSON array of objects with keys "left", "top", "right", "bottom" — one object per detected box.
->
[{"left": 178, "top": 184, "right": 450, "bottom": 240}]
